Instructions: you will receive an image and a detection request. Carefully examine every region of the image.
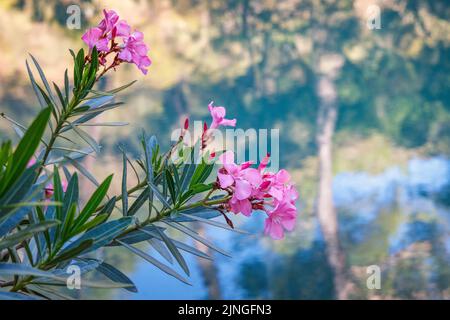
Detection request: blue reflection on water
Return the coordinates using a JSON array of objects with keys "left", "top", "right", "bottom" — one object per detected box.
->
[{"left": 109, "top": 156, "right": 450, "bottom": 299}]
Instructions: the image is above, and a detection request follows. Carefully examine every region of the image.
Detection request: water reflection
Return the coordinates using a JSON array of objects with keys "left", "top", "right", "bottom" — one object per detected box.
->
[{"left": 82, "top": 156, "right": 450, "bottom": 299}]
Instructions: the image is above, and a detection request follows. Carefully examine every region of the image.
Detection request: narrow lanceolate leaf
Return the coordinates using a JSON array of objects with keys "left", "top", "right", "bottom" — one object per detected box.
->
[
  {"left": 178, "top": 212, "right": 249, "bottom": 234},
  {"left": 64, "top": 157, "right": 99, "bottom": 187},
  {"left": 173, "top": 206, "right": 221, "bottom": 222},
  {"left": 117, "top": 240, "right": 192, "bottom": 285},
  {"left": 150, "top": 227, "right": 189, "bottom": 276},
  {"left": 51, "top": 239, "right": 93, "bottom": 264},
  {"left": 0, "top": 108, "right": 51, "bottom": 195},
  {"left": 26, "top": 60, "right": 46, "bottom": 109},
  {"left": 62, "top": 173, "right": 78, "bottom": 217},
  {"left": 0, "top": 263, "right": 133, "bottom": 289},
  {"left": 148, "top": 238, "right": 174, "bottom": 264},
  {"left": 0, "top": 208, "right": 29, "bottom": 238},
  {"left": 71, "top": 175, "right": 113, "bottom": 232},
  {"left": 0, "top": 163, "right": 39, "bottom": 217},
  {"left": 61, "top": 203, "right": 77, "bottom": 239},
  {"left": 29, "top": 54, "right": 58, "bottom": 108},
  {"left": 53, "top": 82, "right": 66, "bottom": 110},
  {"left": 140, "top": 228, "right": 212, "bottom": 260},
  {"left": 148, "top": 181, "right": 171, "bottom": 209},
  {"left": 98, "top": 196, "right": 116, "bottom": 216},
  {"left": 75, "top": 122, "right": 128, "bottom": 127},
  {"left": 87, "top": 80, "right": 136, "bottom": 98},
  {"left": 53, "top": 166, "right": 64, "bottom": 223},
  {"left": 0, "top": 220, "right": 60, "bottom": 251},
  {"left": 127, "top": 188, "right": 149, "bottom": 216},
  {"left": 163, "top": 221, "right": 231, "bottom": 257},
  {"left": 122, "top": 152, "right": 128, "bottom": 216},
  {"left": 1, "top": 201, "right": 61, "bottom": 209},
  {"left": 165, "top": 169, "right": 177, "bottom": 205},
  {"left": 51, "top": 147, "right": 94, "bottom": 156},
  {"left": 27, "top": 284, "right": 75, "bottom": 300},
  {"left": 70, "top": 124, "right": 101, "bottom": 154},
  {"left": 64, "top": 217, "right": 132, "bottom": 255},
  {"left": 64, "top": 69, "right": 70, "bottom": 104},
  {"left": 107, "top": 80, "right": 137, "bottom": 94},
  {"left": 75, "top": 213, "right": 108, "bottom": 234},
  {"left": 72, "top": 102, "right": 124, "bottom": 116},
  {"left": 143, "top": 134, "right": 157, "bottom": 212},
  {"left": 96, "top": 262, "right": 138, "bottom": 293}
]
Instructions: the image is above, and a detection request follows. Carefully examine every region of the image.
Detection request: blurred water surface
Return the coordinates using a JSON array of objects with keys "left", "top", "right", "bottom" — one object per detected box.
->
[{"left": 0, "top": 0, "right": 449, "bottom": 299}]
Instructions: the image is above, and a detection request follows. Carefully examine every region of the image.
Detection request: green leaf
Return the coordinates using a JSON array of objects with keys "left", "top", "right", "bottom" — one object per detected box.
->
[
  {"left": 117, "top": 240, "right": 192, "bottom": 285},
  {"left": 165, "top": 169, "right": 177, "bottom": 205},
  {"left": 27, "top": 284, "right": 75, "bottom": 300},
  {"left": 74, "top": 48, "right": 85, "bottom": 90},
  {"left": 64, "top": 217, "right": 132, "bottom": 255},
  {"left": 64, "top": 157, "right": 99, "bottom": 187},
  {"left": 0, "top": 107, "right": 51, "bottom": 195},
  {"left": 163, "top": 221, "right": 231, "bottom": 257},
  {"left": 53, "top": 82, "right": 66, "bottom": 110},
  {"left": 127, "top": 187, "right": 149, "bottom": 216},
  {"left": 62, "top": 173, "right": 79, "bottom": 218},
  {"left": 0, "top": 220, "right": 60, "bottom": 251},
  {"left": 148, "top": 180, "right": 171, "bottom": 210},
  {"left": 25, "top": 60, "right": 46, "bottom": 109},
  {"left": 51, "top": 239, "right": 93, "bottom": 264},
  {"left": 98, "top": 196, "right": 116, "bottom": 216},
  {"left": 75, "top": 213, "right": 108, "bottom": 234},
  {"left": 149, "top": 227, "right": 189, "bottom": 276},
  {"left": 88, "top": 80, "right": 136, "bottom": 97},
  {"left": 0, "top": 263, "right": 134, "bottom": 289},
  {"left": 122, "top": 152, "right": 128, "bottom": 216},
  {"left": 148, "top": 238, "right": 174, "bottom": 264},
  {"left": 29, "top": 54, "right": 58, "bottom": 108},
  {"left": 107, "top": 80, "right": 137, "bottom": 94},
  {"left": 53, "top": 166, "right": 64, "bottom": 223},
  {"left": 75, "top": 122, "right": 128, "bottom": 127},
  {"left": 189, "top": 183, "right": 213, "bottom": 195},
  {"left": 71, "top": 174, "right": 113, "bottom": 232},
  {"left": 0, "top": 163, "right": 39, "bottom": 217},
  {"left": 138, "top": 227, "right": 212, "bottom": 260},
  {"left": 64, "top": 69, "right": 70, "bottom": 104},
  {"left": 35, "top": 84, "right": 58, "bottom": 120},
  {"left": 70, "top": 124, "right": 100, "bottom": 154},
  {"left": 96, "top": 262, "right": 137, "bottom": 293},
  {"left": 178, "top": 212, "right": 248, "bottom": 234},
  {"left": 61, "top": 202, "right": 76, "bottom": 240}
]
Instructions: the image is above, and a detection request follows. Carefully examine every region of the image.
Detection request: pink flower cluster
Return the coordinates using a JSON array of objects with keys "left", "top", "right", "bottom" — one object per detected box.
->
[
  {"left": 82, "top": 9, "right": 151, "bottom": 74},
  {"left": 216, "top": 151, "right": 298, "bottom": 240},
  {"left": 205, "top": 104, "right": 298, "bottom": 240}
]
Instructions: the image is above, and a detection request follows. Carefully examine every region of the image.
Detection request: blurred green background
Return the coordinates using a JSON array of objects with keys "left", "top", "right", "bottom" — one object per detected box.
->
[{"left": 0, "top": 0, "right": 450, "bottom": 299}]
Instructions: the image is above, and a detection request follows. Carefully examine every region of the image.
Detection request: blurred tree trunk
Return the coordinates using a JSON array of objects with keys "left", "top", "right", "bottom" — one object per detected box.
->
[
  {"left": 194, "top": 224, "right": 223, "bottom": 299},
  {"left": 315, "top": 74, "right": 350, "bottom": 300}
]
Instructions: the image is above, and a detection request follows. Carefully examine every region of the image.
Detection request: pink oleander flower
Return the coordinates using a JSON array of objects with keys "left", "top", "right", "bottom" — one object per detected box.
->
[
  {"left": 98, "top": 9, "right": 119, "bottom": 34},
  {"left": 264, "top": 200, "right": 297, "bottom": 240},
  {"left": 81, "top": 9, "right": 151, "bottom": 75},
  {"left": 217, "top": 151, "right": 261, "bottom": 216},
  {"left": 215, "top": 151, "right": 298, "bottom": 239},
  {"left": 118, "top": 31, "right": 151, "bottom": 75},
  {"left": 208, "top": 102, "right": 236, "bottom": 130},
  {"left": 81, "top": 27, "right": 110, "bottom": 52}
]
